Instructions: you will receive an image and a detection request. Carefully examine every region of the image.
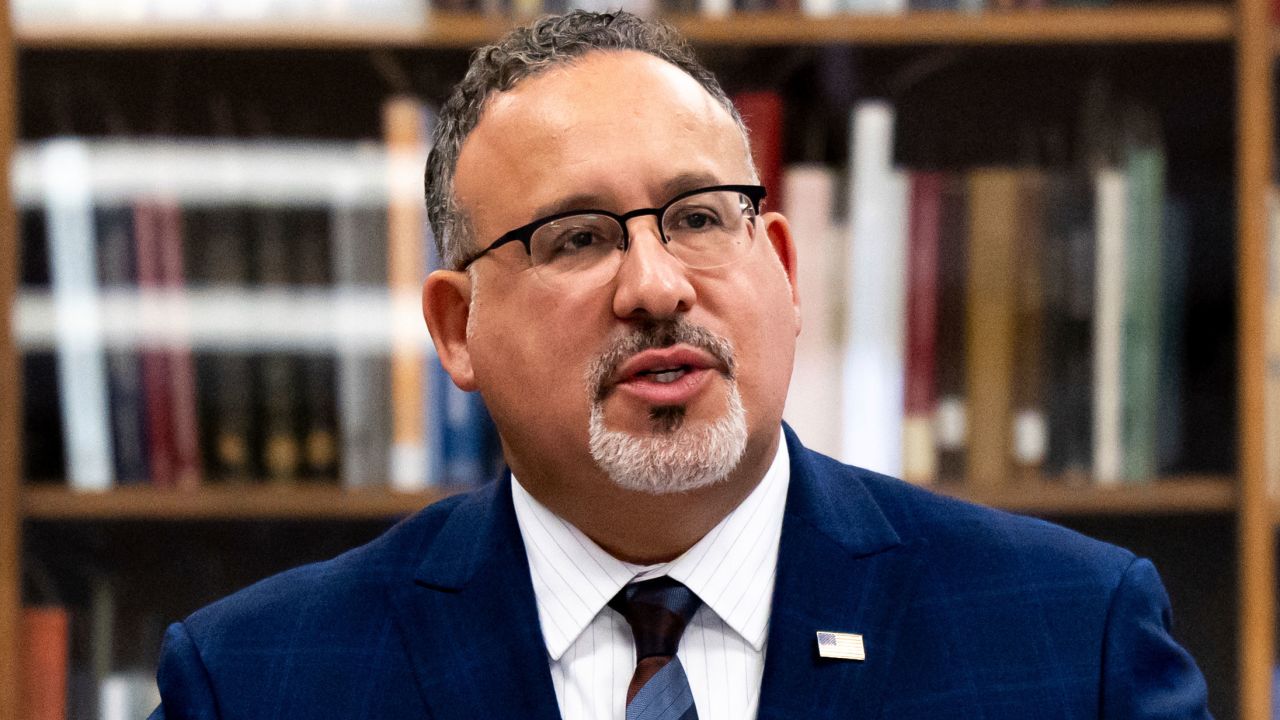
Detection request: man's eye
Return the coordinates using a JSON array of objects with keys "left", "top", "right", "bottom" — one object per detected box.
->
[
  {"left": 671, "top": 208, "right": 722, "bottom": 231},
  {"left": 549, "top": 229, "right": 609, "bottom": 256}
]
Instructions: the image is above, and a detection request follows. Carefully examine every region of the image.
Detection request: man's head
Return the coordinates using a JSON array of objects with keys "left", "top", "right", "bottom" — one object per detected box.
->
[{"left": 422, "top": 11, "right": 800, "bottom": 508}]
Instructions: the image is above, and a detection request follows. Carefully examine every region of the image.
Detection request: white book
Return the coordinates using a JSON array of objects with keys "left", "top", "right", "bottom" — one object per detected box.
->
[
  {"left": 1093, "top": 168, "right": 1128, "bottom": 487},
  {"left": 782, "top": 164, "right": 843, "bottom": 459},
  {"left": 42, "top": 138, "right": 115, "bottom": 491},
  {"left": 841, "top": 101, "right": 909, "bottom": 477},
  {"left": 100, "top": 671, "right": 160, "bottom": 720},
  {"left": 700, "top": 0, "right": 732, "bottom": 18},
  {"left": 801, "top": 0, "right": 839, "bottom": 17}
]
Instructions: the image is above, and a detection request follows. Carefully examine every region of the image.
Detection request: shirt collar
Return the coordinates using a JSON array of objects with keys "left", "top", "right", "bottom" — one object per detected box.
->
[{"left": 511, "top": 428, "right": 790, "bottom": 660}]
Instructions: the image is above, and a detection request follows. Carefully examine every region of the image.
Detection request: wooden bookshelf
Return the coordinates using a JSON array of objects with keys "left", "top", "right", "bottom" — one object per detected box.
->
[
  {"left": 0, "top": 0, "right": 19, "bottom": 715},
  {"left": 1, "top": 4, "right": 1275, "bottom": 718},
  {"left": 14, "top": 6, "right": 1235, "bottom": 50},
  {"left": 22, "top": 485, "right": 462, "bottom": 521}
]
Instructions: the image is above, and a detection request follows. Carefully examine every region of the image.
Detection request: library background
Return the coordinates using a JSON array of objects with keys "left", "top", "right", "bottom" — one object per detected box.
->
[{"left": 0, "top": 0, "right": 1276, "bottom": 716}]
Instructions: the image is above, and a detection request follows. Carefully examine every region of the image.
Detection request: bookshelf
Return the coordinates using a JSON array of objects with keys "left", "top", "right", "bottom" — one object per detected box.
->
[{"left": 0, "top": 3, "right": 1274, "bottom": 719}]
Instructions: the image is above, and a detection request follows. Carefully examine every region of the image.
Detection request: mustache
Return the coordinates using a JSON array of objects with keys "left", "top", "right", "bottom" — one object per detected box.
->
[{"left": 588, "top": 319, "right": 736, "bottom": 403}]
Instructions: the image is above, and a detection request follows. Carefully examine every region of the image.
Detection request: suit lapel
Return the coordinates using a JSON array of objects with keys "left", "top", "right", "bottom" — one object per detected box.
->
[
  {"left": 386, "top": 477, "right": 562, "bottom": 720},
  {"left": 756, "top": 428, "right": 927, "bottom": 720}
]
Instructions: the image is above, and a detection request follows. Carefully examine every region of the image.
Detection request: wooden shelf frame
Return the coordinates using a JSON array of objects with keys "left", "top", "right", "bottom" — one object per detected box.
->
[
  {"left": 0, "top": 3, "right": 1273, "bottom": 718},
  {"left": 18, "top": 477, "right": 1236, "bottom": 522},
  {"left": 22, "top": 485, "right": 462, "bottom": 521},
  {"left": 14, "top": 6, "right": 1235, "bottom": 51}
]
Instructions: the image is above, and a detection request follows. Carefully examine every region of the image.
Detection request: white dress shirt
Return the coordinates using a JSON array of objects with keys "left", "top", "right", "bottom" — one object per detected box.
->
[{"left": 510, "top": 430, "right": 790, "bottom": 720}]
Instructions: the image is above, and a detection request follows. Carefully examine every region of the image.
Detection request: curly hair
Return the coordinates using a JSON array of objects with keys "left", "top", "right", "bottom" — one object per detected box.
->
[{"left": 424, "top": 10, "right": 751, "bottom": 270}]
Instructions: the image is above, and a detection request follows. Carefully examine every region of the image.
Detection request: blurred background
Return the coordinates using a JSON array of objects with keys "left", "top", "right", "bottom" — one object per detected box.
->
[{"left": 0, "top": 0, "right": 1276, "bottom": 717}]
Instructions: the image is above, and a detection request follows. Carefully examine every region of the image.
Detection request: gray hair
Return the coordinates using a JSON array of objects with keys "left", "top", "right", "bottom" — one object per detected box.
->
[{"left": 424, "top": 10, "right": 751, "bottom": 270}]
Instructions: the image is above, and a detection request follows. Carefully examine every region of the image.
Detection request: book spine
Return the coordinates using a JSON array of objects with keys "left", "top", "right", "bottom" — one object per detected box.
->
[
  {"left": 934, "top": 176, "right": 969, "bottom": 482},
  {"left": 43, "top": 138, "right": 115, "bottom": 490},
  {"left": 1120, "top": 138, "right": 1164, "bottom": 483},
  {"left": 1157, "top": 195, "right": 1190, "bottom": 473},
  {"left": 98, "top": 206, "right": 150, "bottom": 484},
  {"left": 1010, "top": 171, "right": 1048, "bottom": 482},
  {"left": 191, "top": 207, "right": 255, "bottom": 481},
  {"left": 842, "top": 100, "right": 909, "bottom": 477},
  {"left": 1041, "top": 171, "right": 1095, "bottom": 482},
  {"left": 331, "top": 149, "right": 392, "bottom": 489},
  {"left": 732, "top": 91, "right": 786, "bottom": 210},
  {"left": 157, "top": 201, "right": 202, "bottom": 489},
  {"left": 1092, "top": 167, "right": 1128, "bottom": 487},
  {"left": 781, "top": 164, "right": 842, "bottom": 458},
  {"left": 22, "top": 606, "right": 70, "bottom": 720},
  {"left": 385, "top": 96, "right": 431, "bottom": 490},
  {"left": 135, "top": 202, "right": 178, "bottom": 488},
  {"left": 964, "top": 169, "right": 1021, "bottom": 488},
  {"left": 903, "top": 171, "right": 944, "bottom": 485},
  {"left": 254, "top": 211, "right": 303, "bottom": 484},
  {"left": 295, "top": 211, "right": 339, "bottom": 483}
]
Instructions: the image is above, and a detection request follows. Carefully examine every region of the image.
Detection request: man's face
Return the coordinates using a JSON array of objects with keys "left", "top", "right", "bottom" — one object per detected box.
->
[{"left": 438, "top": 50, "right": 800, "bottom": 496}]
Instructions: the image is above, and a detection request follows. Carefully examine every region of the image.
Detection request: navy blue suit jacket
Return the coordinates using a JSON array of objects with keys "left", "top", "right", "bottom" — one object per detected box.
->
[{"left": 151, "top": 426, "right": 1211, "bottom": 719}]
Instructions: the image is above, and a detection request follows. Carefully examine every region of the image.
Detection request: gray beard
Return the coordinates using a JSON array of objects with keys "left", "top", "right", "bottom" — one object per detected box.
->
[{"left": 587, "top": 376, "right": 748, "bottom": 495}]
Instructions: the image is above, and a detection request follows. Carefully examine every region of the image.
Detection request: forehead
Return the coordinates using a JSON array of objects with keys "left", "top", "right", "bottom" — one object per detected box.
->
[{"left": 453, "top": 50, "right": 751, "bottom": 231}]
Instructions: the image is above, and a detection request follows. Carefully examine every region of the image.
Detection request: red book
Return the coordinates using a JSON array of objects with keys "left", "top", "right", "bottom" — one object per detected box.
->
[
  {"left": 22, "top": 606, "right": 69, "bottom": 720},
  {"left": 156, "top": 202, "right": 202, "bottom": 490},
  {"left": 732, "top": 91, "right": 785, "bottom": 211},
  {"left": 135, "top": 202, "right": 177, "bottom": 488},
  {"left": 903, "top": 171, "right": 945, "bottom": 485}
]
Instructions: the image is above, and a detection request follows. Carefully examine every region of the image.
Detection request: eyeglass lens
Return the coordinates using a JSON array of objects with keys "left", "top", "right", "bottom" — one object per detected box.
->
[{"left": 528, "top": 189, "right": 757, "bottom": 286}]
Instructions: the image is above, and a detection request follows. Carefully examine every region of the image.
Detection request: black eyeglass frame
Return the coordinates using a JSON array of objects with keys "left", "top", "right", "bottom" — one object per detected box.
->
[{"left": 456, "top": 183, "right": 768, "bottom": 271}]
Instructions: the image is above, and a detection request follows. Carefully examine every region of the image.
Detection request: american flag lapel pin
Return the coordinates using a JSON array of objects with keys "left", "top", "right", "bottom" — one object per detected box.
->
[{"left": 816, "top": 631, "right": 866, "bottom": 661}]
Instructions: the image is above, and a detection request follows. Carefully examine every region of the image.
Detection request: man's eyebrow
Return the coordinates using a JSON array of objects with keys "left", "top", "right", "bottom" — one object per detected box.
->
[{"left": 527, "top": 172, "right": 727, "bottom": 220}]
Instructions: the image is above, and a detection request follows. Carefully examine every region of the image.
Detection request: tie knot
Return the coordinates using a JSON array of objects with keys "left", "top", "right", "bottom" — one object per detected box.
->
[{"left": 609, "top": 576, "right": 702, "bottom": 660}]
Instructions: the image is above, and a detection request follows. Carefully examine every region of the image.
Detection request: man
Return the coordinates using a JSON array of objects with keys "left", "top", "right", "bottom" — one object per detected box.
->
[{"left": 152, "top": 11, "right": 1210, "bottom": 719}]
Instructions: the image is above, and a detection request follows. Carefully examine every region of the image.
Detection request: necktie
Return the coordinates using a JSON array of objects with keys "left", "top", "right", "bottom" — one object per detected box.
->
[{"left": 609, "top": 576, "right": 702, "bottom": 720}]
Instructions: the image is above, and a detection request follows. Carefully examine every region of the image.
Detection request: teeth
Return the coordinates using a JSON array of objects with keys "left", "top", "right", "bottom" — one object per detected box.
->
[{"left": 651, "top": 369, "right": 686, "bottom": 383}]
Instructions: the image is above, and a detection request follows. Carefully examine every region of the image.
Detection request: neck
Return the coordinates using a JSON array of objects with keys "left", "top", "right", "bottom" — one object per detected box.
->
[{"left": 518, "top": 428, "right": 780, "bottom": 565}]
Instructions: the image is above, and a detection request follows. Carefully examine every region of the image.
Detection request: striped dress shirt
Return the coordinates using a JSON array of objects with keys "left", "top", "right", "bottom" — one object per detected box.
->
[{"left": 510, "top": 431, "right": 790, "bottom": 720}]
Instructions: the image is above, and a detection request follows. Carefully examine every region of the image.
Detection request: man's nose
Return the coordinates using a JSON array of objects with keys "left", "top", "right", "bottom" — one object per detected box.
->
[{"left": 611, "top": 218, "right": 696, "bottom": 320}]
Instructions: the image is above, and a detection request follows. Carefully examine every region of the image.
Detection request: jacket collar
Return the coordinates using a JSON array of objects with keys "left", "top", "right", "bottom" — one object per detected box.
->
[{"left": 393, "top": 424, "right": 925, "bottom": 719}]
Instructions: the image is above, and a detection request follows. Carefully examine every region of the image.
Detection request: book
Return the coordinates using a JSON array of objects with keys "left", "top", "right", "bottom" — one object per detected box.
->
[
  {"left": 331, "top": 145, "right": 393, "bottom": 489},
  {"left": 1120, "top": 115, "right": 1165, "bottom": 483},
  {"left": 1010, "top": 170, "right": 1048, "bottom": 482},
  {"left": 1041, "top": 170, "right": 1095, "bottom": 482},
  {"left": 135, "top": 198, "right": 202, "bottom": 490},
  {"left": 97, "top": 205, "right": 150, "bottom": 484},
  {"left": 1092, "top": 167, "right": 1128, "bottom": 487},
  {"left": 964, "top": 168, "right": 1022, "bottom": 488},
  {"left": 933, "top": 176, "right": 969, "bottom": 483},
  {"left": 42, "top": 138, "right": 115, "bottom": 491},
  {"left": 384, "top": 95, "right": 432, "bottom": 490},
  {"left": 294, "top": 210, "right": 339, "bottom": 482},
  {"left": 903, "top": 171, "right": 945, "bottom": 485},
  {"left": 189, "top": 206, "right": 256, "bottom": 482},
  {"left": 781, "top": 164, "right": 842, "bottom": 459},
  {"left": 733, "top": 91, "right": 785, "bottom": 210},
  {"left": 21, "top": 606, "right": 69, "bottom": 720},
  {"left": 841, "top": 100, "right": 909, "bottom": 477},
  {"left": 253, "top": 210, "right": 304, "bottom": 484}
]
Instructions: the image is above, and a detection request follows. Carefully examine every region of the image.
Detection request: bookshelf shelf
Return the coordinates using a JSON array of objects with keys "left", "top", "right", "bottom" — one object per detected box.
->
[
  {"left": 13, "top": 6, "right": 1234, "bottom": 51},
  {"left": 22, "top": 485, "right": 462, "bottom": 521},
  {"left": 933, "top": 476, "right": 1237, "bottom": 515},
  {"left": 19, "top": 478, "right": 1235, "bottom": 521}
]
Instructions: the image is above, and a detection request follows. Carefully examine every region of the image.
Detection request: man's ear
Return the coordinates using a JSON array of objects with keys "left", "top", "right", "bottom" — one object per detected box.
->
[
  {"left": 423, "top": 269, "right": 478, "bottom": 391},
  {"left": 761, "top": 211, "right": 801, "bottom": 334}
]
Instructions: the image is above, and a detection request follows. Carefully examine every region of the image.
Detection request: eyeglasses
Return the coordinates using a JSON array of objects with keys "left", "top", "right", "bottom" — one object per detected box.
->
[{"left": 458, "top": 184, "right": 767, "bottom": 288}]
